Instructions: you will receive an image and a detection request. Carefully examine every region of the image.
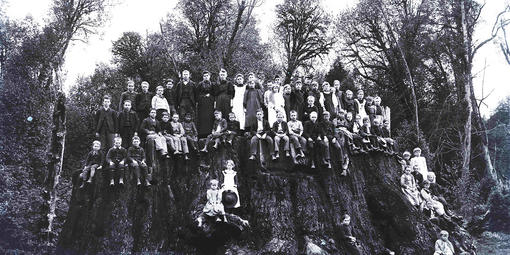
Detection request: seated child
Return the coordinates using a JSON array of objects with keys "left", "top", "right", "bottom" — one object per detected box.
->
[
  {"left": 201, "top": 179, "right": 227, "bottom": 225},
  {"left": 201, "top": 110, "right": 227, "bottom": 152},
  {"left": 344, "top": 112, "right": 362, "bottom": 153},
  {"left": 220, "top": 160, "right": 240, "bottom": 208},
  {"left": 358, "top": 117, "right": 377, "bottom": 151},
  {"left": 79, "top": 140, "right": 103, "bottom": 188},
  {"left": 410, "top": 147, "right": 429, "bottom": 180},
  {"left": 319, "top": 111, "right": 334, "bottom": 168},
  {"left": 127, "top": 136, "right": 151, "bottom": 186},
  {"left": 301, "top": 95, "right": 319, "bottom": 121},
  {"left": 434, "top": 230, "right": 454, "bottom": 255},
  {"left": 400, "top": 166, "right": 422, "bottom": 206},
  {"left": 420, "top": 180, "right": 448, "bottom": 219},
  {"left": 304, "top": 111, "right": 330, "bottom": 168},
  {"left": 163, "top": 112, "right": 190, "bottom": 159},
  {"left": 140, "top": 108, "right": 169, "bottom": 160},
  {"left": 117, "top": 100, "right": 139, "bottom": 149},
  {"left": 332, "top": 115, "right": 350, "bottom": 174},
  {"left": 182, "top": 112, "right": 198, "bottom": 152},
  {"left": 399, "top": 151, "right": 412, "bottom": 172},
  {"left": 287, "top": 110, "right": 306, "bottom": 162},
  {"left": 106, "top": 136, "right": 127, "bottom": 186},
  {"left": 225, "top": 112, "right": 240, "bottom": 145},
  {"left": 248, "top": 109, "right": 275, "bottom": 160},
  {"left": 271, "top": 111, "right": 290, "bottom": 159},
  {"left": 365, "top": 96, "right": 376, "bottom": 123},
  {"left": 381, "top": 119, "right": 395, "bottom": 153},
  {"left": 339, "top": 214, "right": 362, "bottom": 255},
  {"left": 412, "top": 164, "right": 424, "bottom": 187},
  {"left": 371, "top": 118, "right": 390, "bottom": 152},
  {"left": 373, "top": 96, "right": 385, "bottom": 123}
]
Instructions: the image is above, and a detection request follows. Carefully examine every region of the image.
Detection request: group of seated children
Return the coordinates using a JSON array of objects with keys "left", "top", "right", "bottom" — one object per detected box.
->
[{"left": 399, "top": 147, "right": 458, "bottom": 221}]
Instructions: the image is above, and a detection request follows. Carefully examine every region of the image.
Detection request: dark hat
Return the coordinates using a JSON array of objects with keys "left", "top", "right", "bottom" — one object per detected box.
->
[
  {"left": 164, "top": 78, "right": 174, "bottom": 83},
  {"left": 203, "top": 70, "right": 210, "bottom": 75},
  {"left": 236, "top": 73, "right": 244, "bottom": 78}
]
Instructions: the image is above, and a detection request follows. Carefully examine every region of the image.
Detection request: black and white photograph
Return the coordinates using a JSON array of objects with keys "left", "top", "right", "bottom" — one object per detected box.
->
[{"left": 1, "top": 0, "right": 510, "bottom": 254}]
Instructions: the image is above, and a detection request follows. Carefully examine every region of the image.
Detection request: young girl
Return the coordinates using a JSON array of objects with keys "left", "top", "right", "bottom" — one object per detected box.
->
[
  {"left": 354, "top": 89, "right": 368, "bottom": 121},
  {"left": 421, "top": 180, "right": 447, "bottom": 219},
  {"left": 267, "top": 84, "right": 286, "bottom": 127},
  {"left": 400, "top": 166, "right": 421, "bottom": 206},
  {"left": 202, "top": 179, "right": 227, "bottom": 222},
  {"left": 220, "top": 160, "right": 240, "bottom": 208},
  {"left": 319, "top": 82, "right": 339, "bottom": 118},
  {"left": 410, "top": 147, "right": 429, "bottom": 180}
]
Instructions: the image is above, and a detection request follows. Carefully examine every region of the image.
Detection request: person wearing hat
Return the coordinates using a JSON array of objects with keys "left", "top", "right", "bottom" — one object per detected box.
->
[
  {"left": 196, "top": 70, "right": 215, "bottom": 138},
  {"left": 399, "top": 150, "right": 412, "bottom": 172},
  {"left": 232, "top": 73, "right": 247, "bottom": 130},
  {"left": 410, "top": 147, "right": 428, "bottom": 180},
  {"left": 214, "top": 68, "right": 234, "bottom": 119}
]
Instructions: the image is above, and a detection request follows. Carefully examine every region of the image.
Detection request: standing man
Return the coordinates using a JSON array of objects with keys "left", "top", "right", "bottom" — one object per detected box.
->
[
  {"left": 135, "top": 81, "right": 152, "bottom": 120},
  {"left": 163, "top": 78, "right": 177, "bottom": 115},
  {"left": 175, "top": 70, "right": 196, "bottom": 119},
  {"left": 214, "top": 68, "right": 234, "bottom": 118}
]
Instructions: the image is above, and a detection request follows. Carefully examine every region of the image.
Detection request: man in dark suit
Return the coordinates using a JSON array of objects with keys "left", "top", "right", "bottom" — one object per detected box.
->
[
  {"left": 135, "top": 81, "right": 152, "bottom": 120},
  {"left": 248, "top": 109, "right": 275, "bottom": 160},
  {"left": 175, "top": 70, "right": 196, "bottom": 119},
  {"left": 95, "top": 95, "right": 117, "bottom": 151}
]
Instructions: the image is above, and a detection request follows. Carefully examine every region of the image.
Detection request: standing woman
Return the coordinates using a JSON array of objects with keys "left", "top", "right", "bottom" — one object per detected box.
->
[
  {"left": 354, "top": 89, "right": 368, "bottom": 122},
  {"left": 214, "top": 68, "right": 234, "bottom": 118},
  {"left": 232, "top": 73, "right": 247, "bottom": 130},
  {"left": 267, "top": 84, "right": 286, "bottom": 127},
  {"left": 243, "top": 80, "right": 264, "bottom": 130},
  {"left": 196, "top": 71, "right": 215, "bottom": 138}
]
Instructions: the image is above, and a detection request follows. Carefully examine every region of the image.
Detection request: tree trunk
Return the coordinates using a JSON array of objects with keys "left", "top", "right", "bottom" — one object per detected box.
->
[{"left": 460, "top": 0, "right": 472, "bottom": 176}]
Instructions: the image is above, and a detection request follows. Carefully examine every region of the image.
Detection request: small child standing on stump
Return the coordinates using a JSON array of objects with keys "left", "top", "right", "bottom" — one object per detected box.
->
[
  {"left": 220, "top": 160, "right": 240, "bottom": 208},
  {"left": 127, "top": 136, "right": 150, "bottom": 186},
  {"left": 79, "top": 140, "right": 103, "bottom": 188},
  {"left": 200, "top": 179, "right": 227, "bottom": 225}
]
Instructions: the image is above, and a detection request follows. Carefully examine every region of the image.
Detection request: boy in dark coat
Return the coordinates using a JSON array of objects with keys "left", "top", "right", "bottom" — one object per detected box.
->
[
  {"left": 359, "top": 117, "right": 377, "bottom": 151},
  {"left": 271, "top": 111, "right": 290, "bottom": 159},
  {"left": 304, "top": 111, "right": 330, "bottom": 168},
  {"left": 164, "top": 78, "right": 177, "bottom": 114},
  {"left": 117, "top": 100, "right": 140, "bottom": 148},
  {"left": 119, "top": 80, "right": 137, "bottom": 111},
  {"left": 182, "top": 112, "right": 198, "bottom": 153},
  {"left": 214, "top": 68, "right": 234, "bottom": 118},
  {"left": 135, "top": 81, "right": 152, "bottom": 120},
  {"left": 248, "top": 109, "right": 274, "bottom": 160},
  {"left": 106, "top": 136, "right": 127, "bottom": 186},
  {"left": 127, "top": 136, "right": 150, "bottom": 186},
  {"left": 79, "top": 140, "right": 103, "bottom": 188},
  {"left": 175, "top": 70, "right": 196, "bottom": 119},
  {"left": 301, "top": 95, "right": 320, "bottom": 122},
  {"left": 201, "top": 110, "right": 227, "bottom": 152},
  {"left": 319, "top": 111, "right": 334, "bottom": 168},
  {"left": 95, "top": 95, "right": 117, "bottom": 152},
  {"left": 225, "top": 112, "right": 240, "bottom": 145}
]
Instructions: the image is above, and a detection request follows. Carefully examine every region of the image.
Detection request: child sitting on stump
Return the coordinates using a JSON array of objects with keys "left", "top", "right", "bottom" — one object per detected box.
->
[
  {"left": 301, "top": 95, "right": 319, "bottom": 121},
  {"left": 163, "top": 112, "right": 190, "bottom": 159},
  {"left": 200, "top": 179, "right": 227, "bottom": 226},
  {"left": 287, "top": 110, "right": 306, "bottom": 162},
  {"left": 248, "top": 109, "right": 274, "bottom": 161},
  {"left": 304, "top": 111, "right": 330, "bottom": 169},
  {"left": 127, "top": 136, "right": 151, "bottom": 186},
  {"left": 339, "top": 214, "right": 362, "bottom": 255},
  {"left": 271, "top": 111, "right": 290, "bottom": 159},
  {"left": 201, "top": 110, "right": 227, "bottom": 152},
  {"left": 359, "top": 117, "right": 377, "bottom": 151},
  {"left": 400, "top": 166, "right": 421, "bottom": 206},
  {"left": 182, "top": 112, "right": 198, "bottom": 153},
  {"left": 225, "top": 112, "right": 240, "bottom": 145},
  {"left": 140, "top": 108, "right": 169, "bottom": 159},
  {"left": 434, "top": 230, "right": 454, "bottom": 255},
  {"left": 79, "top": 140, "right": 103, "bottom": 188},
  {"left": 106, "top": 136, "right": 127, "bottom": 186}
]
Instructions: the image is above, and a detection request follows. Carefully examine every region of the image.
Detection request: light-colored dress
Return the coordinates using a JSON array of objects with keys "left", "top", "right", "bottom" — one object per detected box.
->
[
  {"left": 421, "top": 188, "right": 445, "bottom": 216},
  {"left": 400, "top": 173, "right": 421, "bottom": 206},
  {"left": 267, "top": 91, "right": 286, "bottom": 127},
  {"left": 203, "top": 189, "right": 225, "bottom": 217},
  {"left": 354, "top": 99, "right": 368, "bottom": 121},
  {"left": 434, "top": 239, "right": 454, "bottom": 255},
  {"left": 232, "top": 85, "right": 247, "bottom": 130},
  {"left": 221, "top": 169, "right": 240, "bottom": 208},
  {"left": 410, "top": 156, "right": 428, "bottom": 180}
]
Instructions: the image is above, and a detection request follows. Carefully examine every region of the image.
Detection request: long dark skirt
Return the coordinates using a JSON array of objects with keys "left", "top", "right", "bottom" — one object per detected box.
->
[
  {"left": 216, "top": 93, "right": 232, "bottom": 118},
  {"left": 197, "top": 96, "right": 215, "bottom": 138}
]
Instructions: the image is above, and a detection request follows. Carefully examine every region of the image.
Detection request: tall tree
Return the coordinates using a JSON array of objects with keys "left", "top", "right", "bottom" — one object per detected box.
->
[{"left": 274, "top": 0, "right": 334, "bottom": 83}]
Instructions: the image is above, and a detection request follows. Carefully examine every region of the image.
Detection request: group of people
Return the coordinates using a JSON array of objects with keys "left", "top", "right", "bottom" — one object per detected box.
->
[{"left": 399, "top": 147, "right": 458, "bottom": 221}]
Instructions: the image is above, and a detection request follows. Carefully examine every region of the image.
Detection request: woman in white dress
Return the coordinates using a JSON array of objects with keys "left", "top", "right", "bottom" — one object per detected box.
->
[
  {"left": 232, "top": 74, "right": 247, "bottom": 130},
  {"left": 354, "top": 89, "right": 368, "bottom": 122},
  {"left": 221, "top": 160, "right": 240, "bottom": 208},
  {"left": 410, "top": 147, "right": 428, "bottom": 180},
  {"left": 267, "top": 84, "right": 286, "bottom": 127}
]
